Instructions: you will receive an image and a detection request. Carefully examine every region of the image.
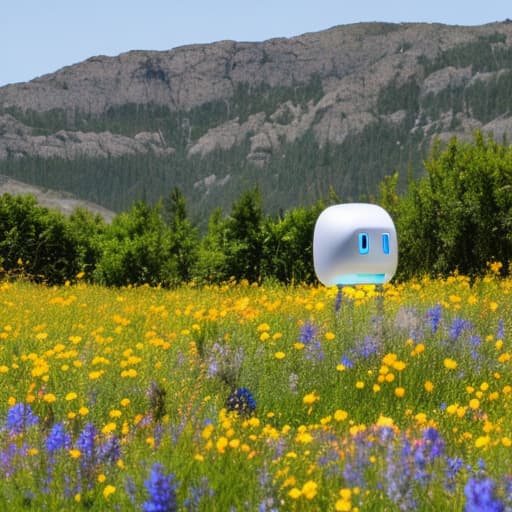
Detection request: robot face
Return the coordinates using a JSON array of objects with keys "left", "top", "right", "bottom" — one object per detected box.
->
[{"left": 313, "top": 203, "right": 398, "bottom": 286}]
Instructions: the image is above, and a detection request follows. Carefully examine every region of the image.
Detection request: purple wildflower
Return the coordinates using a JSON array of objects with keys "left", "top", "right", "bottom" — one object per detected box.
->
[
  {"left": 299, "top": 322, "right": 316, "bottom": 344},
  {"left": 76, "top": 422, "right": 97, "bottom": 483},
  {"left": 412, "top": 428, "right": 445, "bottom": 486},
  {"left": 46, "top": 422, "right": 71, "bottom": 453},
  {"left": 423, "top": 427, "right": 445, "bottom": 457},
  {"left": 5, "top": 403, "right": 39, "bottom": 434},
  {"left": 385, "top": 436, "right": 417, "bottom": 510},
  {"left": 77, "top": 423, "right": 96, "bottom": 461},
  {"left": 445, "top": 457, "right": 464, "bottom": 493},
  {"left": 97, "top": 435, "right": 121, "bottom": 465},
  {"left": 359, "top": 335, "right": 380, "bottom": 358},
  {"left": 464, "top": 476, "right": 504, "bottom": 512},
  {"left": 469, "top": 335, "right": 482, "bottom": 347},
  {"left": 125, "top": 475, "right": 137, "bottom": 505},
  {"left": 0, "top": 442, "right": 20, "bottom": 477},
  {"left": 449, "top": 317, "right": 472, "bottom": 341},
  {"left": 184, "top": 476, "right": 213, "bottom": 511},
  {"left": 305, "top": 339, "right": 324, "bottom": 361},
  {"left": 425, "top": 304, "right": 442, "bottom": 334},
  {"left": 340, "top": 355, "right": 354, "bottom": 368},
  {"left": 143, "top": 463, "right": 178, "bottom": 512},
  {"left": 206, "top": 342, "right": 228, "bottom": 378},
  {"left": 257, "top": 465, "right": 278, "bottom": 512},
  {"left": 497, "top": 319, "right": 505, "bottom": 340}
]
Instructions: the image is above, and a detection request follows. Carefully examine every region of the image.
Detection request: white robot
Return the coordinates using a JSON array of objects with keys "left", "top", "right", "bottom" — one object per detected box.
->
[{"left": 313, "top": 203, "right": 398, "bottom": 286}]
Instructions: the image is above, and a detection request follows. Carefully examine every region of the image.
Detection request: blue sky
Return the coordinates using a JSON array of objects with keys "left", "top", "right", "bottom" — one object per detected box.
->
[{"left": 2, "top": 0, "right": 511, "bottom": 87}]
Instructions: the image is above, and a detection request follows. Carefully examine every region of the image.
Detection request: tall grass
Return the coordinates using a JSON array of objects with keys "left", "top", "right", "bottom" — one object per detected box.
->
[{"left": 0, "top": 271, "right": 510, "bottom": 510}]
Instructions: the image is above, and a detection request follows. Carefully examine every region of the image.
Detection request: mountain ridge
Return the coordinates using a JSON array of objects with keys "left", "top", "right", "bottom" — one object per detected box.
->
[{"left": 1, "top": 20, "right": 512, "bottom": 220}]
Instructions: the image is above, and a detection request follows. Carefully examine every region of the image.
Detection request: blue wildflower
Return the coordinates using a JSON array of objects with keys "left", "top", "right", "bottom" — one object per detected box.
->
[
  {"left": 143, "top": 463, "right": 178, "bottom": 512},
  {"left": 5, "top": 403, "right": 39, "bottom": 434},
  {"left": 97, "top": 435, "right": 121, "bottom": 465},
  {"left": 412, "top": 428, "right": 445, "bottom": 486},
  {"left": 425, "top": 304, "right": 442, "bottom": 334},
  {"left": 184, "top": 476, "right": 213, "bottom": 511},
  {"left": 379, "top": 426, "right": 395, "bottom": 443},
  {"left": 299, "top": 322, "right": 316, "bottom": 344},
  {"left": 76, "top": 422, "right": 97, "bottom": 468},
  {"left": 305, "top": 338, "right": 324, "bottom": 362},
  {"left": 445, "top": 457, "right": 464, "bottom": 493},
  {"left": 469, "top": 335, "right": 482, "bottom": 346},
  {"left": 497, "top": 319, "right": 505, "bottom": 340},
  {"left": 340, "top": 355, "right": 354, "bottom": 368},
  {"left": 385, "top": 436, "right": 417, "bottom": 510},
  {"left": 359, "top": 335, "right": 380, "bottom": 358},
  {"left": 125, "top": 475, "right": 137, "bottom": 505},
  {"left": 226, "top": 387, "right": 256, "bottom": 415},
  {"left": 423, "top": 427, "right": 445, "bottom": 457},
  {"left": 0, "top": 442, "right": 21, "bottom": 477},
  {"left": 343, "top": 433, "right": 372, "bottom": 488},
  {"left": 46, "top": 422, "right": 71, "bottom": 453},
  {"left": 449, "top": 317, "right": 472, "bottom": 340},
  {"left": 464, "top": 476, "right": 504, "bottom": 512}
]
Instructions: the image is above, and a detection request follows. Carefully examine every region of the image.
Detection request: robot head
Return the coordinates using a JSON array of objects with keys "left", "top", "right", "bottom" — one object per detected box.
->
[{"left": 313, "top": 203, "right": 398, "bottom": 286}]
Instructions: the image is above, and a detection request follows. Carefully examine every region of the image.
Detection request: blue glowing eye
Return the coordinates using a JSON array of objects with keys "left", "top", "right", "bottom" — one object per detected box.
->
[
  {"left": 382, "top": 233, "right": 390, "bottom": 254},
  {"left": 358, "top": 233, "right": 369, "bottom": 254}
]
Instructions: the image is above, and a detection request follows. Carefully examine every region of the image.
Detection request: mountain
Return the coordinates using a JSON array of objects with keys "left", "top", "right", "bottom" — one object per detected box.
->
[{"left": 1, "top": 21, "right": 512, "bottom": 223}]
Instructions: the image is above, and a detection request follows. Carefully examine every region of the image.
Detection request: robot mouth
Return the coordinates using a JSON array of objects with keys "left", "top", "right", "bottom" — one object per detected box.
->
[{"left": 334, "top": 273, "right": 386, "bottom": 285}]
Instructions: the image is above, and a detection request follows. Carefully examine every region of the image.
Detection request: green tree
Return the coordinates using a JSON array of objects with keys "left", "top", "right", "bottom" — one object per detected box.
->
[
  {"left": 0, "top": 194, "right": 79, "bottom": 284},
  {"left": 225, "top": 187, "right": 265, "bottom": 282},
  {"left": 194, "top": 207, "right": 230, "bottom": 283},
  {"left": 67, "top": 208, "right": 106, "bottom": 278},
  {"left": 94, "top": 201, "right": 169, "bottom": 286},
  {"left": 261, "top": 202, "right": 323, "bottom": 284},
  {"left": 393, "top": 132, "right": 512, "bottom": 278},
  {"left": 162, "top": 187, "right": 199, "bottom": 285}
]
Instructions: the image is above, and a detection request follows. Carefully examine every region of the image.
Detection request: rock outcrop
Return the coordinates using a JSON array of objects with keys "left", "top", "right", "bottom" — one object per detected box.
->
[{"left": 0, "top": 114, "right": 173, "bottom": 159}]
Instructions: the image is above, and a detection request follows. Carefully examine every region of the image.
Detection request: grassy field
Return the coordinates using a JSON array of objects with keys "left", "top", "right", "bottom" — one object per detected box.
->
[{"left": 0, "top": 270, "right": 511, "bottom": 510}]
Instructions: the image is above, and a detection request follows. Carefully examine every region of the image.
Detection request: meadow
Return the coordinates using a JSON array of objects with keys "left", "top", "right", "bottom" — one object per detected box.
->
[{"left": 0, "top": 269, "right": 511, "bottom": 510}]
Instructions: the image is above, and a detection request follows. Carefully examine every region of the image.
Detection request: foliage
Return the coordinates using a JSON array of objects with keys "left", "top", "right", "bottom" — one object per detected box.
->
[
  {"left": 391, "top": 132, "right": 512, "bottom": 278},
  {"left": 67, "top": 208, "right": 106, "bottom": 277},
  {"left": 93, "top": 201, "right": 171, "bottom": 287},
  {"left": 224, "top": 187, "right": 265, "bottom": 283},
  {"left": 261, "top": 202, "right": 324, "bottom": 284},
  {"left": 194, "top": 208, "right": 230, "bottom": 284},
  {"left": 161, "top": 188, "right": 199, "bottom": 286},
  {"left": 0, "top": 194, "right": 79, "bottom": 284}
]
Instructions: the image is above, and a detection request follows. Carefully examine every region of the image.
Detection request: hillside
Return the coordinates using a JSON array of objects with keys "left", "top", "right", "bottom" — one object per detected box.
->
[
  {"left": 0, "top": 174, "right": 115, "bottom": 222},
  {"left": 1, "top": 21, "right": 512, "bottom": 222}
]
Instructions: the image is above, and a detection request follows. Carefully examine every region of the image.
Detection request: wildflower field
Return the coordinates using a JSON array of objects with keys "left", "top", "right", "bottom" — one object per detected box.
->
[{"left": 0, "top": 271, "right": 511, "bottom": 510}]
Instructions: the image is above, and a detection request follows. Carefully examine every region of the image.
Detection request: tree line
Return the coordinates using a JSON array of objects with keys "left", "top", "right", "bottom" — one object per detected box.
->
[{"left": 0, "top": 132, "right": 510, "bottom": 286}]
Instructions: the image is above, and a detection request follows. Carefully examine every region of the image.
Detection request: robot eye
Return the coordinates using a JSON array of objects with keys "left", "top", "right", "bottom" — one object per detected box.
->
[
  {"left": 358, "top": 233, "right": 369, "bottom": 255},
  {"left": 382, "top": 233, "right": 390, "bottom": 254}
]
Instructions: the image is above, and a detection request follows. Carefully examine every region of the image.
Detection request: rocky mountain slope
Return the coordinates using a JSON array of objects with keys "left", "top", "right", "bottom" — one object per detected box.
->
[{"left": 1, "top": 21, "right": 512, "bottom": 218}]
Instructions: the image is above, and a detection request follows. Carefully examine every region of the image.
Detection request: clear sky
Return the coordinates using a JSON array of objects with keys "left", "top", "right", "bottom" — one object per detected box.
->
[{"left": 2, "top": 0, "right": 511, "bottom": 87}]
